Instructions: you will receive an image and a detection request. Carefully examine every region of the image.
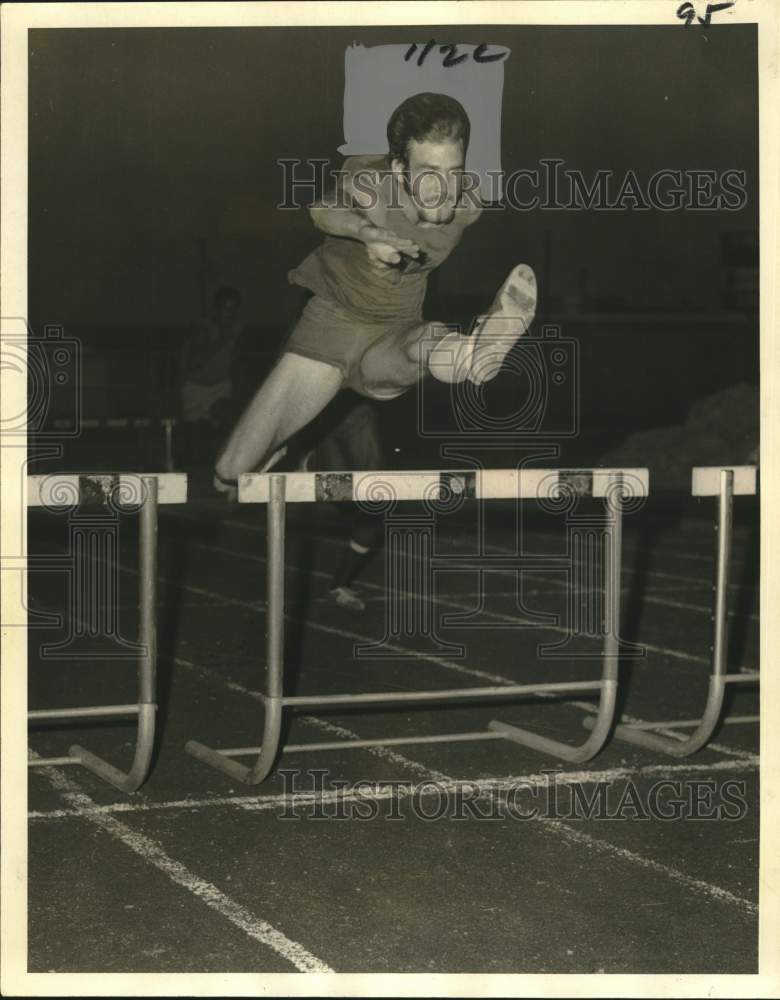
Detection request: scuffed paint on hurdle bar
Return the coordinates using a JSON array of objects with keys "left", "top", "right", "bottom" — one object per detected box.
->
[
  {"left": 238, "top": 468, "right": 649, "bottom": 504},
  {"left": 27, "top": 472, "right": 188, "bottom": 507},
  {"left": 692, "top": 465, "right": 757, "bottom": 497}
]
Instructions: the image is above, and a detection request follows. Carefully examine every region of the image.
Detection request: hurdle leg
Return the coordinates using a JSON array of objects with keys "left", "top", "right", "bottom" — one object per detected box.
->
[
  {"left": 601, "top": 468, "right": 739, "bottom": 756},
  {"left": 488, "top": 480, "right": 623, "bottom": 763},
  {"left": 69, "top": 476, "right": 159, "bottom": 791},
  {"left": 185, "top": 473, "right": 286, "bottom": 783}
]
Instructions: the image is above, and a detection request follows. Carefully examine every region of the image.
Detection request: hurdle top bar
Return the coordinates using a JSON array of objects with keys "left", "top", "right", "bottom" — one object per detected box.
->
[
  {"left": 691, "top": 466, "right": 757, "bottom": 497},
  {"left": 27, "top": 473, "right": 187, "bottom": 507},
  {"left": 238, "top": 468, "right": 649, "bottom": 504}
]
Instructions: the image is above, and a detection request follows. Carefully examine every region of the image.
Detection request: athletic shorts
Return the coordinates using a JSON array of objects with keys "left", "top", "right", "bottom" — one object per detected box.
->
[{"left": 283, "top": 293, "right": 421, "bottom": 399}]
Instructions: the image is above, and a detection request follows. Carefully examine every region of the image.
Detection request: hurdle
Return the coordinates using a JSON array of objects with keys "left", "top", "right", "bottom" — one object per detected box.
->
[
  {"left": 26, "top": 472, "right": 187, "bottom": 791},
  {"left": 585, "top": 465, "right": 759, "bottom": 756},
  {"left": 186, "top": 467, "right": 649, "bottom": 785}
]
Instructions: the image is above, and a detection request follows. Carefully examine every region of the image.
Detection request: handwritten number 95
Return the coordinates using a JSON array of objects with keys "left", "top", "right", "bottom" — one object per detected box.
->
[
  {"left": 676, "top": 2, "right": 736, "bottom": 26},
  {"left": 404, "top": 41, "right": 507, "bottom": 68}
]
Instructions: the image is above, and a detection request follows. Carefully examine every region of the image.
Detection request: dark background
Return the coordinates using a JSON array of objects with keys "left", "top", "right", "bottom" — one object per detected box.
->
[{"left": 27, "top": 25, "right": 759, "bottom": 468}]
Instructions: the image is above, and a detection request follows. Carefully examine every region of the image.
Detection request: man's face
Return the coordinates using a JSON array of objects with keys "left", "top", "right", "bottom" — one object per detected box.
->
[
  {"left": 215, "top": 298, "right": 240, "bottom": 327},
  {"left": 398, "top": 137, "right": 465, "bottom": 225}
]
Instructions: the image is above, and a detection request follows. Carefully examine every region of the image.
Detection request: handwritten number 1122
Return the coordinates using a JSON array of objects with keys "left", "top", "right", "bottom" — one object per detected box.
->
[{"left": 404, "top": 42, "right": 507, "bottom": 67}]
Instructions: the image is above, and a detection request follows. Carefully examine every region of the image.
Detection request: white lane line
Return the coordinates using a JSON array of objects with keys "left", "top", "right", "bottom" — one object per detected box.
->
[
  {"left": 169, "top": 505, "right": 757, "bottom": 575},
  {"left": 28, "top": 754, "right": 758, "bottom": 822},
  {"left": 29, "top": 541, "right": 757, "bottom": 762},
  {"left": 38, "top": 509, "right": 758, "bottom": 669},
  {"left": 291, "top": 723, "right": 760, "bottom": 917},
  {"left": 297, "top": 715, "right": 444, "bottom": 779},
  {"left": 385, "top": 538, "right": 759, "bottom": 626},
  {"left": 30, "top": 692, "right": 758, "bottom": 916},
  {"left": 479, "top": 530, "right": 756, "bottom": 569},
  {"left": 31, "top": 530, "right": 757, "bottom": 775},
  {"left": 586, "top": 587, "right": 756, "bottom": 623},
  {"left": 31, "top": 511, "right": 760, "bottom": 918},
  {"left": 159, "top": 572, "right": 758, "bottom": 763},
  {"left": 235, "top": 701, "right": 761, "bottom": 916},
  {"left": 33, "top": 756, "right": 333, "bottom": 973},
  {"left": 179, "top": 535, "right": 757, "bottom": 671},
  {"left": 532, "top": 816, "right": 757, "bottom": 915},
  {"left": 178, "top": 654, "right": 757, "bottom": 769},
  {"left": 350, "top": 588, "right": 758, "bottom": 618},
  {"left": 111, "top": 562, "right": 518, "bottom": 687},
  {"left": 620, "top": 567, "right": 747, "bottom": 590},
  {"left": 33, "top": 651, "right": 756, "bottom": 916},
  {"left": 164, "top": 491, "right": 760, "bottom": 654},
  {"left": 183, "top": 658, "right": 760, "bottom": 915}
]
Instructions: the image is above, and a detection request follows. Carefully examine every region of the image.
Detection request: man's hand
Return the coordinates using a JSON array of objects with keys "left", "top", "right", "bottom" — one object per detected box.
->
[{"left": 359, "top": 224, "right": 420, "bottom": 272}]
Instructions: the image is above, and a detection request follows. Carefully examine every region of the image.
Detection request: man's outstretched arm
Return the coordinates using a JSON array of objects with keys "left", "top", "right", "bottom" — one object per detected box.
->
[
  {"left": 309, "top": 166, "right": 419, "bottom": 268},
  {"left": 309, "top": 163, "right": 385, "bottom": 234}
]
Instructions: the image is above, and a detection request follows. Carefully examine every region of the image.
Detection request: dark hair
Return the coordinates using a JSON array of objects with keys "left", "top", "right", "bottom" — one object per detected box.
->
[
  {"left": 387, "top": 92, "right": 470, "bottom": 165},
  {"left": 213, "top": 285, "right": 241, "bottom": 308}
]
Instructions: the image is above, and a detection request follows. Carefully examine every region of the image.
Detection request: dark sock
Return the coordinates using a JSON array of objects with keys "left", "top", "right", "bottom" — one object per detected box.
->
[
  {"left": 331, "top": 514, "right": 383, "bottom": 589},
  {"left": 332, "top": 539, "right": 373, "bottom": 590}
]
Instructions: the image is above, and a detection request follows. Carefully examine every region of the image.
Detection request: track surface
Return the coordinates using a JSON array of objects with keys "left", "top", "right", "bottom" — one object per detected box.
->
[{"left": 27, "top": 486, "right": 760, "bottom": 974}]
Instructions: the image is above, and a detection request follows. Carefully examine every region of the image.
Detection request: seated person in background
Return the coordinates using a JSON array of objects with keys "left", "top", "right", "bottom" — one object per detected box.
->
[{"left": 179, "top": 286, "right": 244, "bottom": 465}]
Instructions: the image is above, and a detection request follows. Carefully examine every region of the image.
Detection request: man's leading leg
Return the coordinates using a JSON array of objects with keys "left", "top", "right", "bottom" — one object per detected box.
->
[
  {"left": 428, "top": 264, "right": 537, "bottom": 384},
  {"left": 215, "top": 351, "right": 344, "bottom": 483},
  {"left": 357, "top": 265, "right": 537, "bottom": 393},
  {"left": 357, "top": 324, "right": 433, "bottom": 397}
]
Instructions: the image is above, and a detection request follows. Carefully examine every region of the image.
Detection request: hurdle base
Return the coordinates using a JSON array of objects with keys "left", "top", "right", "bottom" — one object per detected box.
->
[
  {"left": 489, "top": 679, "right": 617, "bottom": 764},
  {"left": 585, "top": 715, "right": 709, "bottom": 758},
  {"left": 584, "top": 667, "right": 759, "bottom": 758},
  {"left": 185, "top": 740, "right": 273, "bottom": 785},
  {"left": 69, "top": 703, "right": 157, "bottom": 793}
]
